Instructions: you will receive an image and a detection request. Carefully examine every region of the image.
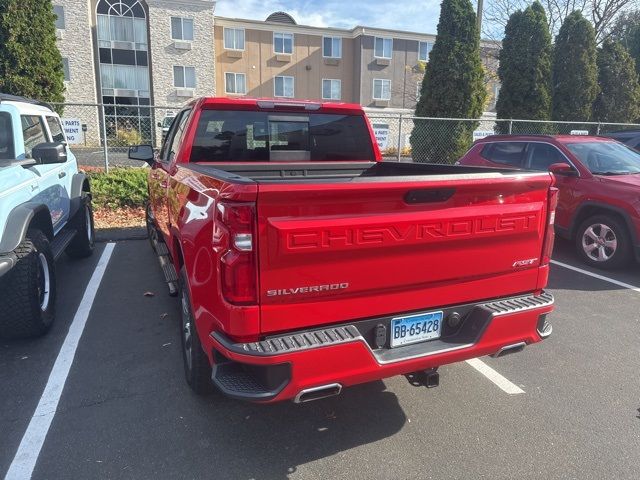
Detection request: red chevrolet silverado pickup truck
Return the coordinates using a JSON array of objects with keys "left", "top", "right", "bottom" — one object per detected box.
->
[{"left": 129, "top": 98, "right": 555, "bottom": 403}]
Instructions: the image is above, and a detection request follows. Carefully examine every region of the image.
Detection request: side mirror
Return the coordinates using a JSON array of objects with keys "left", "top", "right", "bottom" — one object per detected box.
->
[
  {"left": 32, "top": 142, "right": 67, "bottom": 164},
  {"left": 128, "top": 145, "right": 155, "bottom": 165},
  {"left": 549, "top": 162, "right": 576, "bottom": 176}
]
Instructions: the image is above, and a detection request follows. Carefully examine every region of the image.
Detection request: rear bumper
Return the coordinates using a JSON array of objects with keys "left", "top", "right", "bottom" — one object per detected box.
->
[{"left": 207, "top": 292, "right": 554, "bottom": 403}]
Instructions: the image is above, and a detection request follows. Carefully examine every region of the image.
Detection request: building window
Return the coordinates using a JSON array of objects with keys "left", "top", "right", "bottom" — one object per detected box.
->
[
  {"left": 373, "top": 79, "right": 391, "bottom": 100},
  {"left": 174, "top": 66, "right": 196, "bottom": 88},
  {"left": 274, "top": 32, "right": 293, "bottom": 54},
  {"left": 322, "top": 79, "right": 341, "bottom": 100},
  {"left": 225, "top": 72, "right": 246, "bottom": 95},
  {"left": 171, "top": 17, "right": 193, "bottom": 41},
  {"left": 223, "top": 28, "right": 245, "bottom": 50},
  {"left": 419, "top": 41, "right": 433, "bottom": 62},
  {"left": 323, "top": 36, "right": 342, "bottom": 58},
  {"left": 53, "top": 5, "right": 65, "bottom": 29},
  {"left": 374, "top": 37, "right": 393, "bottom": 59},
  {"left": 274, "top": 75, "right": 294, "bottom": 97},
  {"left": 97, "top": 1, "right": 147, "bottom": 50},
  {"left": 101, "top": 64, "right": 149, "bottom": 90},
  {"left": 62, "top": 58, "right": 70, "bottom": 81}
]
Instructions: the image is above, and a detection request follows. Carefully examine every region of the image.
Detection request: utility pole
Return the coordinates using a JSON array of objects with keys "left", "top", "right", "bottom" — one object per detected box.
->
[{"left": 476, "top": 0, "right": 484, "bottom": 34}]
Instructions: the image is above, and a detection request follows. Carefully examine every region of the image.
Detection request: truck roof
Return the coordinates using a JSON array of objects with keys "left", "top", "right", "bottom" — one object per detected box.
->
[{"left": 187, "top": 97, "right": 366, "bottom": 115}]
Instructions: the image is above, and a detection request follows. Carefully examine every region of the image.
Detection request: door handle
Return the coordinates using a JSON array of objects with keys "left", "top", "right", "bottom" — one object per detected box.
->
[{"left": 58, "top": 171, "right": 67, "bottom": 179}]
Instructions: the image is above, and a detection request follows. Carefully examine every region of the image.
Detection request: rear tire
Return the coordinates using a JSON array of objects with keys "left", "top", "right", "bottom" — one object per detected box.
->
[
  {"left": 575, "top": 215, "right": 632, "bottom": 269},
  {"left": 66, "top": 194, "right": 95, "bottom": 259},
  {"left": 0, "top": 230, "right": 57, "bottom": 339},
  {"left": 179, "top": 267, "right": 213, "bottom": 394}
]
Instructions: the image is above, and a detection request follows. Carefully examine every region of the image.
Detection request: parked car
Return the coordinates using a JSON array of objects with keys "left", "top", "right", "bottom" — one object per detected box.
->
[
  {"left": 130, "top": 97, "right": 555, "bottom": 403},
  {"left": 601, "top": 130, "right": 640, "bottom": 151},
  {"left": 459, "top": 134, "right": 640, "bottom": 269},
  {"left": 0, "top": 94, "right": 95, "bottom": 338}
]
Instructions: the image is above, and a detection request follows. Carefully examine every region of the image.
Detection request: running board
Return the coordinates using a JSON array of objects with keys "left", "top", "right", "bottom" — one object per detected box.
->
[
  {"left": 50, "top": 228, "right": 77, "bottom": 260},
  {"left": 152, "top": 236, "right": 179, "bottom": 296}
]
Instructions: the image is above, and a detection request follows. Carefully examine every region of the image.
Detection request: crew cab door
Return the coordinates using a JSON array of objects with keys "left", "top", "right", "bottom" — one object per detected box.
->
[
  {"left": 20, "top": 115, "right": 69, "bottom": 231},
  {"left": 150, "top": 109, "right": 190, "bottom": 240}
]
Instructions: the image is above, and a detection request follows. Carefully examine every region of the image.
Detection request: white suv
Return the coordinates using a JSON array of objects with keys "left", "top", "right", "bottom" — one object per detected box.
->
[{"left": 0, "top": 94, "right": 94, "bottom": 338}]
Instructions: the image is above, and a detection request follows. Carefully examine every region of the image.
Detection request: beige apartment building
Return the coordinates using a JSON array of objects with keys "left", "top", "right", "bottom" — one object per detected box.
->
[{"left": 214, "top": 12, "right": 500, "bottom": 113}]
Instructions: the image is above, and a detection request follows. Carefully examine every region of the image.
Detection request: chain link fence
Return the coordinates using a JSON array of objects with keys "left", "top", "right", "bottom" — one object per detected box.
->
[
  {"left": 50, "top": 102, "right": 640, "bottom": 169},
  {"left": 368, "top": 115, "right": 640, "bottom": 164},
  {"left": 51, "top": 103, "right": 179, "bottom": 171}
]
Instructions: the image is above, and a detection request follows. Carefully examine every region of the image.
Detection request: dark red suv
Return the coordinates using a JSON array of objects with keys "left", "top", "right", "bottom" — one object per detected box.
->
[{"left": 459, "top": 135, "right": 640, "bottom": 269}]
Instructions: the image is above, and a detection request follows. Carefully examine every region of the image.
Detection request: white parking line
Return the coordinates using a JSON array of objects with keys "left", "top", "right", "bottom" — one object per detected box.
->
[
  {"left": 4, "top": 243, "right": 116, "bottom": 480},
  {"left": 551, "top": 259, "right": 640, "bottom": 293},
  {"left": 465, "top": 358, "right": 525, "bottom": 395}
]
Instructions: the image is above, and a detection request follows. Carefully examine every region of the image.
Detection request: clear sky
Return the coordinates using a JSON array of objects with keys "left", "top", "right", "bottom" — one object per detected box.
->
[{"left": 214, "top": 0, "right": 445, "bottom": 34}]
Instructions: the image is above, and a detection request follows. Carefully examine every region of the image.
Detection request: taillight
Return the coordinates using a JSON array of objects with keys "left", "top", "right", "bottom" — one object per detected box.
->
[
  {"left": 213, "top": 201, "right": 257, "bottom": 305},
  {"left": 541, "top": 187, "right": 558, "bottom": 266}
]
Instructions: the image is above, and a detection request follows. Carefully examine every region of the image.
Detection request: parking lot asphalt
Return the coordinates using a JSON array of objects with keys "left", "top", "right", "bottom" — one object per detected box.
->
[{"left": 1, "top": 238, "right": 639, "bottom": 480}]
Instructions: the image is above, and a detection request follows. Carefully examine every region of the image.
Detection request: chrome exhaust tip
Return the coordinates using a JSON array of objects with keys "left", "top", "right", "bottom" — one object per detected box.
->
[
  {"left": 294, "top": 383, "right": 342, "bottom": 403},
  {"left": 491, "top": 341, "right": 526, "bottom": 358}
]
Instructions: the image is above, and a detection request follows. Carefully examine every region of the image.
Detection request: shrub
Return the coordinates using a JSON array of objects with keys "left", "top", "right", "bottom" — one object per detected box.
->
[
  {"left": 86, "top": 168, "right": 148, "bottom": 210},
  {"left": 114, "top": 128, "right": 143, "bottom": 146}
]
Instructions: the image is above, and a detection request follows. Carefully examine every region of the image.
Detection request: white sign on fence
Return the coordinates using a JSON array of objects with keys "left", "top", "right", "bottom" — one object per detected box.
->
[
  {"left": 372, "top": 123, "right": 390, "bottom": 149},
  {"left": 570, "top": 130, "right": 589, "bottom": 136},
  {"left": 473, "top": 130, "right": 494, "bottom": 141},
  {"left": 61, "top": 118, "right": 83, "bottom": 144}
]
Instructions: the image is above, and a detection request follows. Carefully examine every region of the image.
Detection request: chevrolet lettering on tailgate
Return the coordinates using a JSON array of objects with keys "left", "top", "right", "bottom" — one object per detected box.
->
[{"left": 285, "top": 214, "right": 539, "bottom": 251}]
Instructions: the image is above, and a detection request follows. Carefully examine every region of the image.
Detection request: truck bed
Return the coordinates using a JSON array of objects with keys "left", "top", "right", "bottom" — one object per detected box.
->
[{"left": 186, "top": 161, "right": 522, "bottom": 183}]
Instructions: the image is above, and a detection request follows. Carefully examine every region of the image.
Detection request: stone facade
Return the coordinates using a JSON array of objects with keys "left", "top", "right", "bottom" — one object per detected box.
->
[
  {"left": 54, "top": 0, "right": 99, "bottom": 104},
  {"left": 148, "top": 0, "right": 216, "bottom": 108}
]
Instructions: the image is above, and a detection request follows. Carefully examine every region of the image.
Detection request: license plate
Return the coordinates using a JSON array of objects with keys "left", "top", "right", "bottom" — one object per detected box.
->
[{"left": 390, "top": 310, "right": 443, "bottom": 348}]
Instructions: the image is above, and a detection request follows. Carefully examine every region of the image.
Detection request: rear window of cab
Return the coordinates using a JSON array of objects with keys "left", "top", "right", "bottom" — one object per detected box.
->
[{"left": 189, "top": 110, "right": 376, "bottom": 162}]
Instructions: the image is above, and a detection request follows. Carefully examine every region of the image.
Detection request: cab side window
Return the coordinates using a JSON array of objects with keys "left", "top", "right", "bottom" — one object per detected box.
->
[
  {"left": 480, "top": 142, "right": 527, "bottom": 168},
  {"left": 528, "top": 143, "right": 564, "bottom": 171},
  {"left": 21, "top": 116, "right": 47, "bottom": 158},
  {"left": 160, "top": 110, "right": 190, "bottom": 163},
  {"left": 46, "top": 116, "right": 66, "bottom": 143}
]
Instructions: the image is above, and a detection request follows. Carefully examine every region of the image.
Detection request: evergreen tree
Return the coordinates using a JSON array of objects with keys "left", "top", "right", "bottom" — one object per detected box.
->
[
  {"left": 496, "top": 2, "right": 552, "bottom": 131},
  {"left": 552, "top": 11, "right": 598, "bottom": 121},
  {"left": 593, "top": 40, "right": 640, "bottom": 123},
  {"left": 410, "top": 0, "right": 486, "bottom": 163},
  {"left": 0, "top": 0, "right": 65, "bottom": 104},
  {"left": 611, "top": 10, "right": 640, "bottom": 75}
]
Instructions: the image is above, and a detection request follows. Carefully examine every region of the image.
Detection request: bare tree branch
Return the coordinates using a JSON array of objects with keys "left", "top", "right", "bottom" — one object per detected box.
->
[{"left": 482, "top": 0, "right": 639, "bottom": 43}]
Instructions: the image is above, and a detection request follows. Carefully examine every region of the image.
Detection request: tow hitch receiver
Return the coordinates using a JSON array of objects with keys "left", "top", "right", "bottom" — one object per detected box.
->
[{"left": 405, "top": 368, "right": 439, "bottom": 389}]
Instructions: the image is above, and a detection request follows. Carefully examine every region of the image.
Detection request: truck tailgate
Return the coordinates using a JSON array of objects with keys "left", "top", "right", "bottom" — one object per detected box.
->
[{"left": 256, "top": 172, "right": 552, "bottom": 334}]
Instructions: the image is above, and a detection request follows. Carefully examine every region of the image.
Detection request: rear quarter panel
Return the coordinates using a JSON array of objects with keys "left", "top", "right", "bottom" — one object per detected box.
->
[{"left": 166, "top": 164, "right": 260, "bottom": 342}]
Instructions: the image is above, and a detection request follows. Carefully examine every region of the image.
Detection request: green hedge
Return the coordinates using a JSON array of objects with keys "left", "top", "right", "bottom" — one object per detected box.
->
[{"left": 87, "top": 168, "right": 148, "bottom": 209}]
